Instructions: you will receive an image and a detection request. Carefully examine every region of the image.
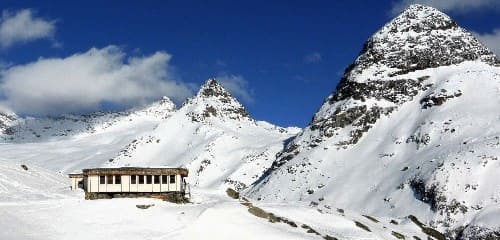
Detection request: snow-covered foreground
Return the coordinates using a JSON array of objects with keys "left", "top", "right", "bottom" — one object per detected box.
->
[
  {"left": 0, "top": 161, "right": 434, "bottom": 240},
  {"left": 0, "top": 163, "right": 443, "bottom": 240},
  {"left": 0, "top": 192, "right": 312, "bottom": 240}
]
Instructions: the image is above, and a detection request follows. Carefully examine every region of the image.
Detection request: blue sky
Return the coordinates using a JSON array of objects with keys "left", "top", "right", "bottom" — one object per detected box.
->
[{"left": 0, "top": 1, "right": 498, "bottom": 127}]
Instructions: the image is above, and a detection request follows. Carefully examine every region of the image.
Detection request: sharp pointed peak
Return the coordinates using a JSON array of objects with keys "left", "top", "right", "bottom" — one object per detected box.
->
[
  {"left": 182, "top": 78, "right": 251, "bottom": 122},
  {"left": 342, "top": 3, "right": 497, "bottom": 80},
  {"left": 197, "top": 78, "right": 231, "bottom": 98},
  {"left": 158, "top": 95, "right": 175, "bottom": 105},
  {"left": 378, "top": 4, "right": 456, "bottom": 38},
  {"left": 203, "top": 77, "right": 220, "bottom": 85},
  {"left": 402, "top": 3, "right": 441, "bottom": 13}
]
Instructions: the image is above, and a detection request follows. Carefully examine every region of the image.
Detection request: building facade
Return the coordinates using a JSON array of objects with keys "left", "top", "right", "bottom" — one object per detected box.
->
[{"left": 69, "top": 167, "right": 189, "bottom": 202}]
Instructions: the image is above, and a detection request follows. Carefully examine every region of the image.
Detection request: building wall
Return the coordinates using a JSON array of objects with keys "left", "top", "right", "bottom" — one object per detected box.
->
[
  {"left": 162, "top": 176, "right": 169, "bottom": 191},
  {"left": 82, "top": 174, "right": 184, "bottom": 193},
  {"left": 70, "top": 177, "right": 83, "bottom": 190},
  {"left": 122, "top": 175, "right": 130, "bottom": 192},
  {"left": 137, "top": 183, "right": 153, "bottom": 192},
  {"left": 83, "top": 176, "right": 88, "bottom": 191},
  {"left": 153, "top": 180, "right": 161, "bottom": 192},
  {"left": 88, "top": 175, "right": 99, "bottom": 193},
  {"left": 129, "top": 175, "right": 138, "bottom": 192}
]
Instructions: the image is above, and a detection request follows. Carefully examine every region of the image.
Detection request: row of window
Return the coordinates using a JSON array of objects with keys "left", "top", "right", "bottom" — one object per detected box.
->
[{"left": 99, "top": 175, "right": 176, "bottom": 185}]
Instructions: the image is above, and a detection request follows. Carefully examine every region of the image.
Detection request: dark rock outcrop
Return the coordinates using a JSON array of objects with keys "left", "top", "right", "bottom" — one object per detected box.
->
[
  {"left": 184, "top": 79, "right": 251, "bottom": 123},
  {"left": 272, "top": 4, "right": 498, "bottom": 169}
]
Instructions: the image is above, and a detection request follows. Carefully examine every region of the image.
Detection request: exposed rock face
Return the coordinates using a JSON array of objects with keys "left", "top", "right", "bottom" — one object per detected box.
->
[
  {"left": 348, "top": 4, "right": 497, "bottom": 79},
  {"left": 248, "top": 4, "right": 500, "bottom": 239},
  {"left": 183, "top": 78, "right": 251, "bottom": 123},
  {"left": 0, "top": 111, "right": 17, "bottom": 135},
  {"left": 457, "top": 225, "right": 500, "bottom": 240},
  {"left": 274, "top": 4, "right": 498, "bottom": 167}
]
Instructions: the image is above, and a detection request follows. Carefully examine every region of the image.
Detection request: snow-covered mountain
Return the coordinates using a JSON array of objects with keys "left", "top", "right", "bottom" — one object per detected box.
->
[
  {"left": 0, "top": 96, "right": 176, "bottom": 142},
  {"left": 107, "top": 79, "right": 299, "bottom": 190},
  {"left": 0, "top": 78, "right": 298, "bottom": 190},
  {"left": 247, "top": 4, "right": 500, "bottom": 239},
  {"left": 2, "top": 78, "right": 422, "bottom": 240},
  {"left": 0, "top": 96, "right": 178, "bottom": 174}
]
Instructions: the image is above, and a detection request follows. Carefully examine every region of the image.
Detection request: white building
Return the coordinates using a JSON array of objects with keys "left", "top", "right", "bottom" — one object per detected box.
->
[{"left": 69, "top": 167, "right": 189, "bottom": 202}]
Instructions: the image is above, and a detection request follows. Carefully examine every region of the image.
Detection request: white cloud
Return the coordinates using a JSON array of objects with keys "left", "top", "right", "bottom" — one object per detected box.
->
[
  {"left": 474, "top": 29, "right": 500, "bottom": 56},
  {"left": 0, "top": 46, "right": 194, "bottom": 116},
  {"left": 391, "top": 0, "right": 500, "bottom": 15},
  {"left": 304, "top": 52, "right": 322, "bottom": 64},
  {"left": 216, "top": 74, "right": 254, "bottom": 103},
  {"left": 0, "top": 9, "right": 56, "bottom": 49}
]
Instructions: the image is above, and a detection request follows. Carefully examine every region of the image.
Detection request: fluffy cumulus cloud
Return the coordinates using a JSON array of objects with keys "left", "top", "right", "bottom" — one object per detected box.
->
[
  {"left": 303, "top": 52, "right": 322, "bottom": 64},
  {"left": 474, "top": 29, "right": 500, "bottom": 56},
  {"left": 0, "top": 46, "right": 194, "bottom": 116},
  {"left": 0, "top": 9, "right": 56, "bottom": 49},
  {"left": 216, "top": 74, "right": 254, "bottom": 104},
  {"left": 391, "top": 0, "right": 500, "bottom": 15}
]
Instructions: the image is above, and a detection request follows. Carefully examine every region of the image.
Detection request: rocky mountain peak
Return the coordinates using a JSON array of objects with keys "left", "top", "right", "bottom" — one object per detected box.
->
[
  {"left": 182, "top": 78, "right": 251, "bottom": 122},
  {"left": 272, "top": 4, "right": 499, "bottom": 168},
  {"left": 386, "top": 4, "right": 456, "bottom": 33},
  {"left": 311, "top": 4, "right": 498, "bottom": 138},
  {"left": 347, "top": 4, "right": 497, "bottom": 80},
  {"left": 198, "top": 78, "right": 229, "bottom": 98}
]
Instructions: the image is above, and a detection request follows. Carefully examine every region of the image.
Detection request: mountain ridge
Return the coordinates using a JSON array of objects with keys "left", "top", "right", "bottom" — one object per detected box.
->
[
  {"left": 247, "top": 4, "right": 500, "bottom": 239},
  {"left": 0, "top": 95, "right": 177, "bottom": 142},
  {"left": 106, "top": 78, "right": 298, "bottom": 190}
]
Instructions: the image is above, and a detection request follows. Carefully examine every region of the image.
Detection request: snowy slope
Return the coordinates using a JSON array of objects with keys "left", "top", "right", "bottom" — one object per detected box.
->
[
  {"left": 247, "top": 4, "right": 500, "bottom": 238},
  {"left": 0, "top": 97, "right": 176, "bottom": 174},
  {"left": 4, "top": 79, "right": 397, "bottom": 240},
  {"left": 0, "top": 79, "right": 298, "bottom": 190},
  {"left": 0, "top": 161, "right": 434, "bottom": 240},
  {"left": 0, "top": 161, "right": 320, "bottom": 240},
  {"left": 0, "top": 161, "right": 69, "bottom": 202},
  {"left": 0, "top": 96, "right": 175, "bottom": 142},
  {"left": 108, "top": 79, "right": 299, "bottom": 191}
]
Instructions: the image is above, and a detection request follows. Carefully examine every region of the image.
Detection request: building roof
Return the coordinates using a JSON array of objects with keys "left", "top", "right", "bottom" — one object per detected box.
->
[
  {"left": 68, "top": 173, "right": 84, "bottom": 178},
  {"left": 81, "top": 167, "right": 189, "bottom": 176}
]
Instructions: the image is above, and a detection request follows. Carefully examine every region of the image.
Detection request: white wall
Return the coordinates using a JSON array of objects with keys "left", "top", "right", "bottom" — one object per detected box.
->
[
  {"left": 83, "top": 174, "right": 184, "bottom": 193},
  {"left": 70, "top": 177, "right": 83, "bottom": 190},
  {"left": 122, "top": 175, "right": 130, "bottom": 192},
  {"left": 87, "top": 176, "right": 99, "bottom": 193}
]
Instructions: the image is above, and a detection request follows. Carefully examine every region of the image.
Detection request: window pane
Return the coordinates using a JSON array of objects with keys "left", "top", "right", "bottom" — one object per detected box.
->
[
  {"left": 131, "top": 175, "right": 136, "bottom": 184},
  {"left": 107, "top": 175, "right": 113, "bottom": 184},
  {"left": 170, "top": 175, "right": 176, "bottom": 184},
  {"left": 99, "top": 176, "right": 105, "bottom": 184},
  {"left": 139, "top": 175, "right": 144, "bottom": 184},
  {"left": 154, "top": 175, "right": 160, "bottom": 184},
  {"left": 146, "top": 175, "right": 152, "bottom": 184},
  {"left": 161, "top": 175, "right": 167, "bottom": 184},
  {"left": 115, "top": 175, "right": 121, "bottom": 184}
]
